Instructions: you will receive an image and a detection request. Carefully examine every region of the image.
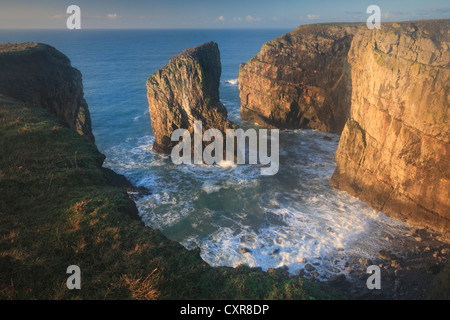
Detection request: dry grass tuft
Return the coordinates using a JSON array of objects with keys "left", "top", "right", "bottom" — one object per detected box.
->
[{"left": 121, "top": 269, "right": 160, "bottom": 300}]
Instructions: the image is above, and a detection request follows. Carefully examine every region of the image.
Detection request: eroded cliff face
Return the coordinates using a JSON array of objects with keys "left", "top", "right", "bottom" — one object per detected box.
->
[
  {"left": 331, "top": 20, "right": 450, "bottom": 233},
  {"left": 238, "top": 23, "right": 361, "bottom": 133},
  {"left": 147, "top": 41, "right": 236, "bottom": 154},
  {"left": 0, "top": 43, "right": 94, "bottom": 142}
]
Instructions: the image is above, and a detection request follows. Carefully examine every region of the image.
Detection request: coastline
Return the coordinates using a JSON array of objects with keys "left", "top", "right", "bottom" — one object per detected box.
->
[
  {"left": 1, "top": 23, "right": 449, "bottom": 300},
  {"left": 1, "top": 84, "right": 448, "bottom": 300},
  {"left": 0, "top": 94, "right": 342, "bottom": 300}
]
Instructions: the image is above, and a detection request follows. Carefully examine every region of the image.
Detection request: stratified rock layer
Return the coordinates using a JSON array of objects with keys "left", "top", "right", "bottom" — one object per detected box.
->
[
  {"left": 331, "top": 20, "right": 450, "bottom": 233},
  {"left": 238, "top": 23, "right": 361, "bottom": 133},
  {"left": 0, "top": 42, "right": 94, "bottom": 142},
  {"left": 147, "top": 41, "right": 236, "bottom": 154}
]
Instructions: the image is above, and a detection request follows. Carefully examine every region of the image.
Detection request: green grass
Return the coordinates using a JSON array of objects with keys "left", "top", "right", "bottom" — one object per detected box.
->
[
  {"left": 429, "top": 261, "right": 450, "bottom": 300},
  {"left": 0, "top": 95, "right": 343, "bottom": 300}
]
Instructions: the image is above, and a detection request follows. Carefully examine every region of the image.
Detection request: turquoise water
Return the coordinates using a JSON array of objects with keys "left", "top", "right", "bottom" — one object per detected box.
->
[{"left": 0, "top": 29, "right": 417, "bottom": 279}]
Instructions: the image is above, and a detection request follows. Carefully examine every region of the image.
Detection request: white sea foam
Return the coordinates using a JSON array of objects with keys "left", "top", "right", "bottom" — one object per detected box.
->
[
  {"left": 103, "top": 129, "right": 416, "bottom": 280},
  {"left": 225, "top": 78, "right": 238, "bottom": 86},
  {"left": 202, "top": 181, "right": 222, "bottom": 194}
]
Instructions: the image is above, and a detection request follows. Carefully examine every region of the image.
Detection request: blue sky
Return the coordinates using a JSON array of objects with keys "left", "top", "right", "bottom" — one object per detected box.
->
[{"left": 0, "top": 0, "right": 449, "bottom": 29}]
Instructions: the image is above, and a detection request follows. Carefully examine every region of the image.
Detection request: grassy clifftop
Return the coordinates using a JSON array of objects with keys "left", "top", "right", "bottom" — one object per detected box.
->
[{"left": 0, "top": 94, "right": 340, "bottom": 300}]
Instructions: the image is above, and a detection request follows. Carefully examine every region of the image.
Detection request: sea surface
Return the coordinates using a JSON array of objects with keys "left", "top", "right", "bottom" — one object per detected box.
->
[{"left": 0, "top": 29, "right": 419, "bottom": 279}]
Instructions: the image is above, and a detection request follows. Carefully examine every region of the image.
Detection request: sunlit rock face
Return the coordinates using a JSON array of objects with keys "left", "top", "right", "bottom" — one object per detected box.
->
[
  {"left": 238, "top": 20, "right": 449, "bottom": 233},
  {"left": 147, "top": 41, "right": 236, "bottom": 154},
  {"left": 331, "top": 20, "right": 450, "bottom": 233},
  {"left": 238, "top": 23, "right": 361, "bottom": 133}
]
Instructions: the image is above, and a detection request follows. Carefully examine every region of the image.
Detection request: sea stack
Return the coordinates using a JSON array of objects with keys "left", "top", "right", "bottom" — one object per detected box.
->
[
  {"left": 147, "top": 41, "right": 236, "bottom": 154},
  {"left": 238, "top": 23, "right": 360, "bottom": 133},
  {"left": 0, "top": 42, "right": 94, "bottom": 142},
  {"left": 331, "top": 20, "right": 450, "bottom": 233}
]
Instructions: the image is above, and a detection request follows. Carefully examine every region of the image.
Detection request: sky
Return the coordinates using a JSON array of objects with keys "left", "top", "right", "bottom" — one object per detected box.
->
[{"left": 0, "top": 0, "right": 449, "bottom": 29}]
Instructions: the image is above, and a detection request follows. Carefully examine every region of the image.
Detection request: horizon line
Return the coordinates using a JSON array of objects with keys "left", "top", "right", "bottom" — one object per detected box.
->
[{"left": 0, "top": 17, "right": 448, "bottom": 31}]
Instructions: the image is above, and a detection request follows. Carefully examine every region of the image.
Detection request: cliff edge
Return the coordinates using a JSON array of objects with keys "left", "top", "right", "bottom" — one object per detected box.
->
[{"left": 0, "top": 42, "right": 94, "bottom": 142}]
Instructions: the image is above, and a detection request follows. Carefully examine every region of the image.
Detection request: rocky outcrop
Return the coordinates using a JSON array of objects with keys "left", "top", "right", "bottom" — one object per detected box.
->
[
  {"left": 239, "top": 20, "right": 449, "bottom": 233},
  {"left": 331, "top": 20, "right": 450, "bottom": 233},
  {"left": 238, "top": 23, "right": 361, "bottom": 133},
  {"left": 147, "top": 41, "right": 236, "bottom": 154},
  {"left": 0, "top": 42, "right": 94, "bottom": 142}
]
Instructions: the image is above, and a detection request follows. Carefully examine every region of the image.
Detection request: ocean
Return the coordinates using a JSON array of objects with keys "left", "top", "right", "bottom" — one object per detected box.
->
[{"left": 0, "top": 29, "right": 418, "bottom": 279}]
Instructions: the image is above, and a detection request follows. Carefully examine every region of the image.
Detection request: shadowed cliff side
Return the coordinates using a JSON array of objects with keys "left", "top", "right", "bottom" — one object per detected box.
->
[
  {"left": 238, "top": 23, "right": 362, "bottom": 133},
  {"left": 147, "top": 41, "right": 237, "bottom": 154},
  {"left": 0, "top": 42, "right": 94, "bottom": 143},
  {"left": 331, "top": 20, "right": 450, "bottom": 235}
]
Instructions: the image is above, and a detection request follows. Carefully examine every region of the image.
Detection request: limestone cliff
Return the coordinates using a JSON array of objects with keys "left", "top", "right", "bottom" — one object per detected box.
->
[
  {"left": 331, "top": 20, "right": 450, "bottom": 233},
  {"left": 0, "top": 42, "right": 94, "bottom": 142},
  {"left": 238, "top": 23, "right": 361, "bottom": 133},
  {"left": 147, "top": 41, "right": 236, "bottom": 154}
]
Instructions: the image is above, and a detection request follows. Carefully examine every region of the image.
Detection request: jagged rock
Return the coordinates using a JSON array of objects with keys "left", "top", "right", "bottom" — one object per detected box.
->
[
  {"left": 378, "top": 250, "right": 396, "bottom": 261},
  {"left": 331, "top": 20, "right": 450, "bottom": 233},
  {"left": 359, "top": 258, "right": 373, "bottom": 267},
  {"left": 328, "top": 274, "right": 350, "bottom": 289},
  {"left": 238, "top": 23, "right": 361, "bottom": 133},
  {"left": 101, "top": 167, "right": 151, "bottom": 199},
  {"left": 0, "top": 42, "right": 94, "bottom": 142},
  {"left": 147, "top": 41, "right": 236, "bottom": 154},
  {"left": 304, "top": 263, "right": 315, "bottom": 272},
  {"left": 239, "top": 247, "right": 251, "bottom": 254}
]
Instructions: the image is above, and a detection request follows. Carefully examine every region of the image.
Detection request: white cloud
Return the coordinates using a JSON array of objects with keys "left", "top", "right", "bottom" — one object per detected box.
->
[
  {"left": 107, "top": 13, "right": 118, "bottom": 20},
  {"left": 382, "top": 12, "right": 391, "bottom": 19},
  {"left": 50, "top": 14, "right": 69, "bottom": 20},
  {"left": 245, "top": 15, "right": 261, "bottom": 22},
  {"left": 216, "top": 16, "right": 225, "bottom": 22},
  {"left": 233, "top": 15, "right": 261, "bottom": 22},
  {"left": 307, "top": 14, "right": 319, "bottom": 20}
]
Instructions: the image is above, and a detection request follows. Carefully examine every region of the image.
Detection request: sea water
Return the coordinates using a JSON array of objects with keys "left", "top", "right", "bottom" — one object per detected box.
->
[{"left": 0, "top": 29, "right": 418, "bottom": 279}]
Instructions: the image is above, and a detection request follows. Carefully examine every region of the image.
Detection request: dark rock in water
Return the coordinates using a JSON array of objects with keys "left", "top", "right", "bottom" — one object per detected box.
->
[
  {"left": 276, "top": 265, "right": 289, "bottom": 273},
  {"left": 427, "top": 263, "right": 444, "bottom": 275},
  {"left": 378, "top": 250, "right": 396, "bottom": 261},
  {"left": 328, "top": 274, "right": 350, "bottom": 290},
  {"left": 304, "top": 263, "right": 315, "bottom": 272},
  {"left": 0, "top": 42, "right": 94, "bottom": 143},
  {"left": 391, "top": 260, "right": 402, "bottom": 269},
  {"left": 270, "top": 248, "right": 280, "bottom": 255},
  {"left": 102, "top": 167, "right": 151, "bottom": 199},
  {"left": 190, "top": 247, "right": 202, "bottom": 259},
  {"left": 146, "top": 41, "right": 237, "bottom": 154},
  {"left": 239, "top": 247, "right": 251, "bottom": 254},
  {"left": 358, "top": 258, "right": 372, "bottom": 266}
]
